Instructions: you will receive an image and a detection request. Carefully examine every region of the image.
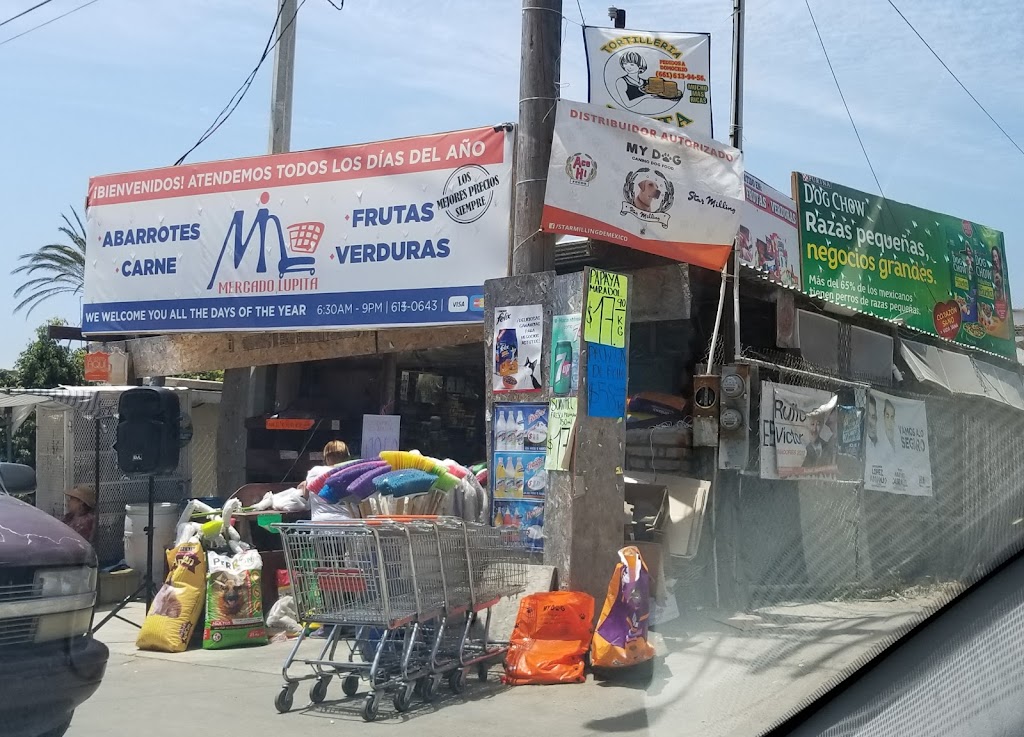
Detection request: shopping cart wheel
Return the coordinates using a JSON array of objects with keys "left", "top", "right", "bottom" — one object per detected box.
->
[
  {"left": 448, "top": 668, "right": 468, "bottom": 694},
  {"left": 477, "top": 663, "right": 489, "bottom": 682},
  {"left": 275, "top": 685, "right": 295, "bottom": 713},
  {"left": 420, "top": 675, "right": 439, "bottom": 703},
  {"left": 342, "top": 675, "right": 360, "bottom": 697},
  {"left": 310, "top": 676, "right": 331, "bottom": 704},
  {"left": 393, "top": 682, "right": 415, "bottom": 713},
  {"left": 361, "top": 693, "right": 381, "bottom": 722}
]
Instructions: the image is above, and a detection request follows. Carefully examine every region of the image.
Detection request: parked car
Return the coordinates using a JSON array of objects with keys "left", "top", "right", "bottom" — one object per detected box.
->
[{"left": 0, "top": 463, "right": 108, "bottom": 737}]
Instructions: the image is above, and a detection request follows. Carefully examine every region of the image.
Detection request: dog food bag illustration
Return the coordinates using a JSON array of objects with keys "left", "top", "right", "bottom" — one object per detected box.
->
[
  {"left": 203, "top": 548, "right": 268, "bottom": 650},
  {"left": 137, "top": 542, "right": 207, "bottom": 653},
  {"left": 495, "top": 328, "right": 520, "bottom": 387}
]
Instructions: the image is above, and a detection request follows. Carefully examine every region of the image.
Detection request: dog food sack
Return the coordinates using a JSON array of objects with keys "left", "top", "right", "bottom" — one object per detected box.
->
[
  {"left": 203, "top": 549, "right": 268, "bottom": 650},
  {"left": 137, "top": 542, "right": 207, "bottom": 653},
  {"left": 590, "top": 546, "right": 656, "bottom": 669}
]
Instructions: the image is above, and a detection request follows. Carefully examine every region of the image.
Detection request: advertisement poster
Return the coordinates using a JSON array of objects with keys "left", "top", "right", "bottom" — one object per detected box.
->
[
  {"left": 493, "top": 304, "right": 544, "bottom": 392},
  {"left": 83, "top": 126, "right": 513, "bottom": 334},
  {"left": 759, "top": 382, "right": 839, "bottom": 481},
  {"left": 740, "top": 173, "right": 800, "bottom": 288},
  {"left": 493, "top": 499, "right": 545, "bottom": 552},
  {"left": 585, "top": 268, "right": 628, "bottom": 347},
  {"left": 493, "top": 402, "right": 548, "bottom": 500},
  {"left": 550, "top": 314, "right": 582, "bottom": 395},
  {"left": 583, "top": 26, "right": 712, "bottom": 137},
  {"left": 794, "top": 172, "right": 1015, "bottom": 357},
  {"left": 542, "top": 100, "right": 743, "bottom": 272},
  {"left": 587, "top": 343, "right": 628, "bottom": 418},
  {"left": 546, "top": 397, "right": 578, "bottom": 471},
  {"left": 864, "top": 391, "right": 933, "bottom": 496}
]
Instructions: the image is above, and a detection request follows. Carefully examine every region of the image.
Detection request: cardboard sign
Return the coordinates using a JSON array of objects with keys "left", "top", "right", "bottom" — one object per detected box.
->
[
  {"left": 546, "top": 397, "right": 578, "bottom": 471},
  {"left": 587, "top": 343, "right": 628, "bottom": 418},
  {"left": 360, "top": 414, "right": 401, "bottom": 459},
  {"left": 585, "top": 269, "right": 627, "bottom": 348}
]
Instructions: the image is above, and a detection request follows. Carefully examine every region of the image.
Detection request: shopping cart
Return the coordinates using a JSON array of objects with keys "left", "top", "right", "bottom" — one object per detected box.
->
[{"left": 273, "top": 518, "right": 526, "bottom": 721}]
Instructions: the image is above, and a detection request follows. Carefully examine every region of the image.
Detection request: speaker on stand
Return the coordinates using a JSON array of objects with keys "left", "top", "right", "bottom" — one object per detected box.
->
[{"left": 94, "top": 387, "right": 185, "bottom": 633}]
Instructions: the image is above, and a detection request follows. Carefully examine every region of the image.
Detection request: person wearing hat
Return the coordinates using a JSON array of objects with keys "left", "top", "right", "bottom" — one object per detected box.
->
[{"left": 62, "top": 483, "right": 96, "bottom": 542}]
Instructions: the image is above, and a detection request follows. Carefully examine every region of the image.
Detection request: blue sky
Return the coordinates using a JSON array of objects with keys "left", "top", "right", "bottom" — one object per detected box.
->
[{"left": 1, "top": 0, "right": 1021, "bottom": 368}]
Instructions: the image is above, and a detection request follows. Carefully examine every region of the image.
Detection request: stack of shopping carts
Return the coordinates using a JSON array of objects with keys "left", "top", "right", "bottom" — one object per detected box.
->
[{"left": 272, "top": 517, "right": 528, "bottom": 721}]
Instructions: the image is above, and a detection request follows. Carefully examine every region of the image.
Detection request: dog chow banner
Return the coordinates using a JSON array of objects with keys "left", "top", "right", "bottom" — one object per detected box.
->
[
  {"left": 794, "top": 172, "right": 1014, "bottom": 357},
  {"left": 542, "top": 100, "right": 742, "bottom": 272},
  {"left": 583, "top": 26, "right": 712, "bottom": 137},
  {"left": 83, "top": 126, "right": 514, "bottom": 333}
]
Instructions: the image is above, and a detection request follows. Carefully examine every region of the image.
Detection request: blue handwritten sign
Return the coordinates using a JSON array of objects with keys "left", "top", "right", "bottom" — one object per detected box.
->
[{"left": 587, "top": 342, "right": 627, "bottom": 418}]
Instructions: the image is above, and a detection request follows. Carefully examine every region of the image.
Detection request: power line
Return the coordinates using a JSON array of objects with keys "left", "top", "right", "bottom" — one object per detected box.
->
[
  {"left": 174, "top": 0, "right": 305, "bottom": 165},
  {"left": 0, "top": 0, "right": 55, "bottom": 28},
  {"left": 0, "top": 0, "right": 100, "bottom": 46},
  {"left": 804, "top": 0, "right": 888, "bottom": 198},
  {"left": 884, "top": 0, "right": 1024, "bottom": 158}
]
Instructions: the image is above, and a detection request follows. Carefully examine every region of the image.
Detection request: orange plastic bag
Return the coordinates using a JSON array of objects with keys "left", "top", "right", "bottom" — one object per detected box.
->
[
  {"left": 590, "top": 546, "right": 656, "bottom": 668},
  {"left": 504, "top": 591, "right": 595, "bottom": 685}
]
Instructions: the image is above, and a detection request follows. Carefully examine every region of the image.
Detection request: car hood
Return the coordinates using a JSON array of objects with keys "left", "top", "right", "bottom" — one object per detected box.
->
[{"left": 0, "top": 495, "right": 96, "bottom": 568}]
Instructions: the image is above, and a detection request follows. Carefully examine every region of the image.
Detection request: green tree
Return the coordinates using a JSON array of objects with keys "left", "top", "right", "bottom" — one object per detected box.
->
[
  {"left": 0, "top": 320, "right": 85, "bottom": 465},
  {"left": 12, "top": 209, "right": 86, "bottom": 316}
]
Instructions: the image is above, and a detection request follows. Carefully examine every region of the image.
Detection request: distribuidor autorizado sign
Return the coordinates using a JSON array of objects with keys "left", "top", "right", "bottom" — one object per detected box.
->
[{"left": 793, "top": 172, "right": 1015, "bottom": 357}]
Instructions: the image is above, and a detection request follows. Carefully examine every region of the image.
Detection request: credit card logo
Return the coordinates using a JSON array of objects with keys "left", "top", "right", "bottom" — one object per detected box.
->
[
  {"left": 470, "top": 295, "right": 485, "bottom": 312},
  {"left": 448, "top": 296, "right": 469, "bottom": 313}
]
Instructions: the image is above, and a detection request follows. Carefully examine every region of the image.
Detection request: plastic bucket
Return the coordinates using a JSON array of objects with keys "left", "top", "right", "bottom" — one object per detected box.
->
[{"left": 124, "top": 503, "right": 180, "bottom": 589}]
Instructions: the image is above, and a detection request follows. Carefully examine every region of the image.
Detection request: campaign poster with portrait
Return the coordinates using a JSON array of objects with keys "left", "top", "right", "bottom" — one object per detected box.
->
[
  {"left": 863, "top": 391, "right": 933, "bottom": 496},
  {"left": 759, "top": 382, "right": 840, "bottom": 480}
]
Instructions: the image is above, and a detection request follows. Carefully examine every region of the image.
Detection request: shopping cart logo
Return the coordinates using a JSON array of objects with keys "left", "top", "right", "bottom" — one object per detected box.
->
[{"left": 207, "top": 191, "right": 319, "bottom": 290}]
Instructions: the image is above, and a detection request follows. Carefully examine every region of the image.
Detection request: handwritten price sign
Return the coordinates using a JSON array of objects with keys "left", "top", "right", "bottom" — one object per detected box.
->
[
  {"left": 584, "top": 268, "right": 627, "bottom": 348},
  {"left": 545, "top": 397, "right": 578, "bottom": 471}
]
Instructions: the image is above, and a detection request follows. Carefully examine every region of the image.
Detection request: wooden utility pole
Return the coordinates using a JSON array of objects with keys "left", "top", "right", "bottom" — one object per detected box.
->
[
  {"left": 217, "top": 0, "right": 299, "bottom": 495},
  {"left": 511, "top": 0, "right": 562, "bottom": 276}
]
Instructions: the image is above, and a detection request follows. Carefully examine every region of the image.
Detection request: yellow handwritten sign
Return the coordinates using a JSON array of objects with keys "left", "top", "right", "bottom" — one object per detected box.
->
[
  {"left": 585, "top": 268, "right": 627, "bottom": 347},
  {"left": 545, "top": 397, "right": 578, "bottom": 471}
]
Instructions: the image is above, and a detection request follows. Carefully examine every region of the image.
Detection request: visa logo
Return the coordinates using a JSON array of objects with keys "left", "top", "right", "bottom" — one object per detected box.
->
[
  {"left": 448, "top": 296, "right": 468, "bottom": 313},
  {"left": 470, "top": 295, "right": 484, "bottom": 312}
]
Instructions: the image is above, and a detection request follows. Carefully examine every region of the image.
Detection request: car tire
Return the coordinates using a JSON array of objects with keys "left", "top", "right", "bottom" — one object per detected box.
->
[{"left": 39, "top": 712, "right": 74, "bottom": 737}]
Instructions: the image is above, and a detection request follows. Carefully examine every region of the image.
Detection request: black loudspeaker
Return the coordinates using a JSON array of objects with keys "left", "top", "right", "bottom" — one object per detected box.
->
[{"left": 115, "top": 387, "right": 181, "bottom": 475}]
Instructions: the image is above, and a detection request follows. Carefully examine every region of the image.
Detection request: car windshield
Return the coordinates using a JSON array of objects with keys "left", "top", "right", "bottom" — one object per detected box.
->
[{"left": 3, "top": 2, "right": 1022, "bottom": 737}]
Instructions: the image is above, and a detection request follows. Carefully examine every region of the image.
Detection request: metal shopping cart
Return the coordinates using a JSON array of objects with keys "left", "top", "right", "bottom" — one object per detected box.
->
[{"left": 273, "top": 518, "right": 526, "bottom": 721}]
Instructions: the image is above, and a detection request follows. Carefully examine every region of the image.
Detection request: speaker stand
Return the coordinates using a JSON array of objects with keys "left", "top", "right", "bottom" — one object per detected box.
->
[{"left": 93, "top": 475, "right": 160, "bottom": 633}]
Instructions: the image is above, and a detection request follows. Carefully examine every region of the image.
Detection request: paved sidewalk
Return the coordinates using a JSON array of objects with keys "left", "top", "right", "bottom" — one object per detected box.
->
[{"left": 71, "top": 596, "right": 941, "bottom": 736}]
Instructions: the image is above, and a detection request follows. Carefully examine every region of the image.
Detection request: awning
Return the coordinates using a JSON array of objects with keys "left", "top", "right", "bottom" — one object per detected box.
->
[
  {"left": 0, "top": 386, "right": 195, "bottom": 423},
  {"left": 900, "top": 340, "right": 1024, "bottom": 411}
]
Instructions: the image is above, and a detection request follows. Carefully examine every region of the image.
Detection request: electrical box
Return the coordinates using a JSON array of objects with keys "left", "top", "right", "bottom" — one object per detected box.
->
[
  {"left": 718, "top": 363, "right": 755, "bottom": 470},
  {"left": 692, "top": 374, "right": 720, "bottom": 447}
]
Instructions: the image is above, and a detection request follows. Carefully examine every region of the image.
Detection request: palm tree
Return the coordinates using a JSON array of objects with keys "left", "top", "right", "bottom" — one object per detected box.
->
[{"left": 12, "top": 208, "right": 87, "bottom": 316}]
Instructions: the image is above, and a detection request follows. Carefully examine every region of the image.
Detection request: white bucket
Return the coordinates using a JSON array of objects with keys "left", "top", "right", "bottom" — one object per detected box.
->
[{"left": 124, "top": 503, "right": 180, "bottom": 588}]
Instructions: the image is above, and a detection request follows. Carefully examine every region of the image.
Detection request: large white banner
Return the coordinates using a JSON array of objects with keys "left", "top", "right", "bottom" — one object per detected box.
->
[
  {"left": 542, "top": 100, "right": 742, "bottom": 272},
  {"left": 83, "top": 127, "right": 513, "bottom": 334},
  {"left": 740, "top": 173, "right": 800, "bottom": 288},
  {"left": 583, "top": 26, "right": 712, "bottom": 137},
  {"left": 864, "top": 391, "right": 933, "bottom": 496},
  {"left": 759, "top": 382, "right": 839, "bottom": 480}
]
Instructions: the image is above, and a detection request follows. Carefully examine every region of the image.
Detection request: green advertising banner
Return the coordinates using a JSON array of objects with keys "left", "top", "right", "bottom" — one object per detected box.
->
[{"left": 794, "top": 172, "right": 1015, "bottom": 357}]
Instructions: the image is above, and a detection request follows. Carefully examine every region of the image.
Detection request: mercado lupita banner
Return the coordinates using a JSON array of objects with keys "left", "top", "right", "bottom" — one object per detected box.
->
[
  {"left": 83, "top": 127, "right": 514, "bottom": 334},
  {"left": 793, "top": 172, "right": 1015, "bottom": 357},
  {"left": 542, "top": 100, "right": 743, "bottom": 272}
]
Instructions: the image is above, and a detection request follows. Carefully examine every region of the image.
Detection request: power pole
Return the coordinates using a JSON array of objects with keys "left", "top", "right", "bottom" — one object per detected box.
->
[
  {"left": 730, "top": 0, "right": 744, "bottom": 359},
  {"left": 608, "top": 6, "right": 626, "bottom": 28},
  {"left": 511, "top": 0, "right": 562, "bottom": 276},
  {"left": 217, "top": 0, "right": 300, "bottom": 495}
]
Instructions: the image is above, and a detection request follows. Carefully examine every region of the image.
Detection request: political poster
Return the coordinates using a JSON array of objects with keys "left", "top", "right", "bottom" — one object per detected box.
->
[
  {"left": 83, "top": 126, "right": 513, "bottom": 334},
  {"left": 794, "top": 172, "right": 1015, "bottom": 357},
  {"left": 542, "top": 100, "right": 743, "bottom": 272},
  {"left": 864, "top": 391, "right": 933, "bottom": 496},
  {"left": 759, "top": 382, "right": 839, "bottom": 480},
  {"left": 583, "top": 26, "right": 712, "bottom": 137},
  {"left": 739, "top": 173, "right": 800, "bottom": 288}
]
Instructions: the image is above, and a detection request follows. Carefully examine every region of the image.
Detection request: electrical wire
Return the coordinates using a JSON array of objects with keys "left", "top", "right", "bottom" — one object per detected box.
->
[
  {"left": 804, "top": 0, "right": 888, "bottom": 199},
  {"left": 0, "top": 0, "right": 99, "bottom": 46},
  {"left": 0, "top": 0, "right": 55, "bottom": 28},
  {"left": 174, "top": 0, "right": 305, "bottom": 166},
  {"left": 884, "top": 0, "right": 1024, "bottom": 158}
]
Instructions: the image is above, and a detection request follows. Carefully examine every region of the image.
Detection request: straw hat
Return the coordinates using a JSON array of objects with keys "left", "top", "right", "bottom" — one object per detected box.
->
[{"left": 64, "top": 484, "right": 96, "bottom": 509}]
